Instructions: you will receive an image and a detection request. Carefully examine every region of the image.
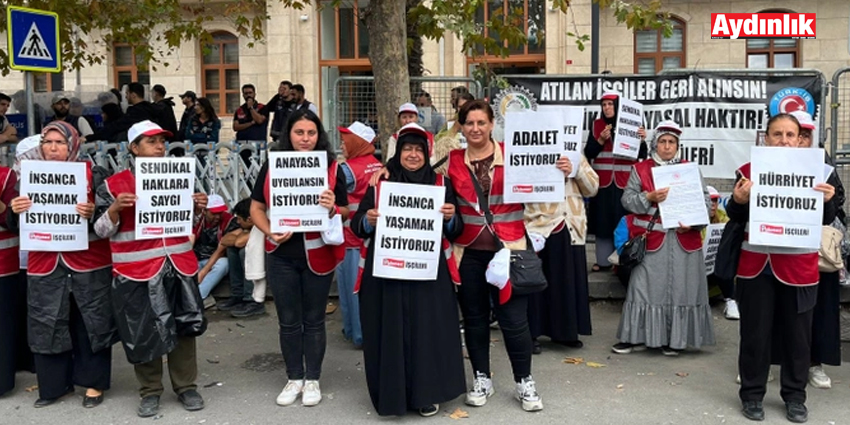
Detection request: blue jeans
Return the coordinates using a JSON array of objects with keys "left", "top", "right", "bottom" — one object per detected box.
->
[
  {"left": 198, "top": 257, "right": 229, "bottom": 299},
  {"left": 336, "top": 248, "right": 362, "bottom": 346},
  {"left": 227, "top": 247, "right": 254, "bottom": 301}
]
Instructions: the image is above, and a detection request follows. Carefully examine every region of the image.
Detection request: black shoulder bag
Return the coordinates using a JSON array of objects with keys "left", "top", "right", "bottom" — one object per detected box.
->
[
  {"left": 619, "top": 210, "right": 660, "bottom": 269},
  {"left": 714, "top": 220, "right": 746, "bottom": 281},
  {"left": 468, "top": 168, "right": 548, "bottom": 295}
]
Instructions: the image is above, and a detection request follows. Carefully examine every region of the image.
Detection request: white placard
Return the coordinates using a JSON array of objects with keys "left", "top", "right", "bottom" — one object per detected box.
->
[
  {"left": 268, "top": 151, "right": 329, "bottom": 233},
  {"left": 651, "top": 162, "right": 710, "bottom": 229},
  {"left": 612, "top": 97, "right": 643, "bottom": 159},
  {"left": 703, "top": 223, "right": 725, "bottom": 275},
  {"left": 135, "top": 158, "right": 196, "bottom": 240},
  {"left": 749, "top": 146, "right": 824, "bottom": 249},
  {"left": 20, "top": 161, "right": 88, "bottom": 251},
  {"left": 503, "top": 110, "right": 568, "bottom": 203},
  {"left": 537, "top": 105, "right": 585, "bottom": 178},
  {"left": 373, "top": 182, "right": 445, "bottom": 281}
]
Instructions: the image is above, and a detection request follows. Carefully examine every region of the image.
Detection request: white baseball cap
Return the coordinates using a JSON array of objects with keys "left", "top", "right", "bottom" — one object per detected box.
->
[
  {"left": 789, "top": 110, "right": 816, "bottom": 130},
  {"left": 128, "top": 120, "right": 173, "bottom": 143},
  {"left": 338, "top": 121, "right": 376, "bottom": 144},
  {"left": 15, "top": 135, "right": 41, "bottom": 158},
  {"left": 707, "top": 185, "right": 720, "bottom": 199},
  {"left": 397, "top": 122, "right": 429, "bottom": 140},
  {"left": 206, "top": 194, "right": 228, "bottom": 213},
  {"left": 398, "top": 102, "right": 418, "bottom": 116}
]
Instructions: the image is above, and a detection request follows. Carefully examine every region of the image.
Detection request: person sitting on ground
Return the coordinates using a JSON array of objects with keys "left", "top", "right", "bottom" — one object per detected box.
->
[
  {"left": 193, "top": 194, "right": 234, "bottom": 309},
  {"left": 218, "top": 198, "right": 266, "bottom": 318}
]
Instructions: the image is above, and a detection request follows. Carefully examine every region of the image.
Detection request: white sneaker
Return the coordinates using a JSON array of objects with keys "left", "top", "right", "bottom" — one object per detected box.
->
[
  {"left": 724, "top": 299, "right": 740, "bottom": 320},
  {"left": 515, "top": 375, "right": 543, "bottom": 412},
  {"left": 465, "top": 371, "right": 494, "bottom": 406},
  {"left": 808, "top": 365, "right": 832, "bottom": 389},
  {"left": 276, "top": 380, "right": 303, "bottom": 406},
  {"left": 301, "top": 380, "right": 322, "bottom": 406}
]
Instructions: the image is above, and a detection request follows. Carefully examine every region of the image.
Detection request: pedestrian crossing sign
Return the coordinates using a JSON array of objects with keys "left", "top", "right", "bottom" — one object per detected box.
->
[{"left": 7, "top": 6, "right": 61, "bottom": 72}]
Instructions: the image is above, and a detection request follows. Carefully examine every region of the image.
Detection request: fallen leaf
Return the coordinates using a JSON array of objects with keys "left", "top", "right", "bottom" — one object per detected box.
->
[
  {"left": 616, "top": 384, "right": 624, "bottom": 389},
  {"left": 24, "top": 385, "right": 38, "bottom": 392},
  {"left": 490, "top": 338, "right": 500, "bottom": 343},
  {"left": 586, "top": 362, "right": 606, "bottom": 368},
  {"left": 563, "top": 357, "right": 584, "bottom": 364},
  {"left": 675, "top": 372, "right": 689, "bottom": 377},
  {"left": 449, "top": 408, "right": 469, "bottom": 419}
]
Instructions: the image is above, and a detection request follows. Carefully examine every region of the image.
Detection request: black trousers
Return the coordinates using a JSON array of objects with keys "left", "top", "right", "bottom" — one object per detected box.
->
[
  {"left": 457, "top": 249, "right": 532, "bottom": 382},
  {"left": 267, "top": 255, "right": 333, "bottom": 380},
  {"left": 737, "top": 274, "right": 813, "bottom": 404},
  {"left": 33, "top": 294, "right": 112, "bottom": 400}
]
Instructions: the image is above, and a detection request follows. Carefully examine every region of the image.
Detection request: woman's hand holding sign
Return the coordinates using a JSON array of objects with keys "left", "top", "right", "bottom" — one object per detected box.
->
[
  {"left": 319, "top": 189, "right": 336, "bottom": 217},
  {"left": 76, "top": 202, "right": 95, "bottom": 219},
  {"left": 646, "top": 187, "right": 670, "bottom": 203},
  {"left": 192, "top": 193, "right": 208, "bottom": 214},
  {"left": 440, "top": 203, "right": 455, "bottom": 222},
  {"left": 815, "top": 183, "right": 835, "bottom": 202},
  {"left": 732, "top": 177, "right": 753, "bottom": 204},
  {"left": 556, "top": 156, "right": 573, "bottom": 177},
  {"left": 10, "top": 196, "right": 32, "bottom": 214},
  {"left": 366, "top": 208, "right": 380, "bottom": 227}
]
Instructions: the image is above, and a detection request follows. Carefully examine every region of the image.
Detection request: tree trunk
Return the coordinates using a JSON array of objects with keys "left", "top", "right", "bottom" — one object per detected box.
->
[
  {"left": 406, "top": 0, "right": 424, "bottom": 79},
  {"left": 366, "top": 0, "right": 409, "bottom": 160}
]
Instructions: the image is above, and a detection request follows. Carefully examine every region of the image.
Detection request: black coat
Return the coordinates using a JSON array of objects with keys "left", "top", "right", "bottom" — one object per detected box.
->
[
  {"left": 155, "top": 98, "right": 180, "bottom": 141},
  {"left": 87, "top": 101, "right": 164, "bottom": 142}
]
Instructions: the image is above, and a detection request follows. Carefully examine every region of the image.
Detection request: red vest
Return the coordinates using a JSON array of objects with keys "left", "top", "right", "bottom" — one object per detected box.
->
[
  {"left": 632, "top": 159, "right": 703, "bottom": 252},
  {"left": 446, "top": 145, "right": 526, "bottom": 247},
  {"left": 104, "top": 169, "right": 199, "bottom": 281},
  {"left": 342, "top": 155, "right": 383, "bottom": 248},
  {"left": 262, "top": 160, "right": 345, "bottom": 276},
  {"left": 353, "top": 175, "right": 461, "bottom": 293},
  {"left": 0, "top": 166, "right": 19, "bottom": 277},
  {"left": 735, "top": 163, "right": 819, "bottom": 285},
  {"left": 590, "top": 119, "right": 639, "bottom": 189},
  {"left": 28, "top": 163, "right": 112, "bottom": 276}
]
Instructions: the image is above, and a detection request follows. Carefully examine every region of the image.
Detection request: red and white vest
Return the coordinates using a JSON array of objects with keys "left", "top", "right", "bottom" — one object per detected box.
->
[
  {"left": 262, "top": 161, "right": 345, "bottom": 276},
  {"left": 631, "top": 159, "right": 703, "bottom": 253},
  {"left": 104, "top": 169, "right": 199, "bottom": 282},
  {"left": 0, "top": 166, "right": 19, "bottom": 277},
  {"left": 590, "top": 119, "right": 640, "bottom": 189},
  {"left": 446, "top": 144, "right": 526, "bottom": 247},
  {"left": 28, "top": 163, "right": 112, "bottom": 276},
  {"left": 342, "top": 155, "right": 383, "bottom": 249},
  {"left": 353, "top": 175, "right": 461, "bottom": 293},
  {"left": 735, "top": 163, "right": 819, "bottom": 286}
]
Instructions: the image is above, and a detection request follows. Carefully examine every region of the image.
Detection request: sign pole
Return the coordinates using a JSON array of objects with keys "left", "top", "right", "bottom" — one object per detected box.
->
[{"left": 25, "top": 71, "right": 35, "bottom": 136}]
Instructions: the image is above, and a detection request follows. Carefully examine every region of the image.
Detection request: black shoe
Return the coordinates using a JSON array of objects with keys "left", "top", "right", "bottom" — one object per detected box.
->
[
  {"left": 555, "top": 340, "right": 584, "bottom": 348},
  {"left": 231, "top": 301, "right": 266, "bottom": 318},
  {"left": 785, "top": 402, "right": 808, "bottom": 423},
  {"left": 216, "top": 297, "right": 244, "bottom": 312},
  {"left": 532, "top": 339, "right": 542, "bottom": 355},
  {"left": 178, "top": 389, "right": 205, "bottom": 411},
  {"left": 741, "top": 400, "right": 765, "bottom": 421},
  {"left": 137, "top": 395, "right": 160, "bottom": 418},
  {"left": 34, "top": 387, "right": 74, "bottom": 408},
  {"left": 419, "top": 404, "right": 439, "bottom": 417},
  {"left": 82, "top": 393, "right": 104, "bottom": 408}
]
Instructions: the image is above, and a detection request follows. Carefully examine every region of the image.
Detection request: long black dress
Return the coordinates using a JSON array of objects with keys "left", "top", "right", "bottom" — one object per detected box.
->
[{"left": 352, "top": 182, "right": 466, "bottom": 416}]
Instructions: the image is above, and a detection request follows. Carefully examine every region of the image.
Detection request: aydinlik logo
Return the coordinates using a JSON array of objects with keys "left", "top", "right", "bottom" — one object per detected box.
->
[{"left": 711, "top": 13, "right": 816, "bottom": 39}]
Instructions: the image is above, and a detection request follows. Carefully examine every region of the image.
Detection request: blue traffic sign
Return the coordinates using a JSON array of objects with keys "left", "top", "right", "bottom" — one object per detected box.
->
[{"left": 6, "top": 6, "right": 60, "bottom": 72}]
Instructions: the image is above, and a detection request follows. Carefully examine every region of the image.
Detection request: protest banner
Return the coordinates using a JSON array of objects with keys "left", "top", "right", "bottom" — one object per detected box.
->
[
  {"left": 651, "top": 162, "right": 709, "bottom": 229},
  {"left": 703, "top": 223, "right": 725, "bottom": 275},
  {"left": 537, "top": 105, "right": 584, "bottom": 177},
  {"left": 749, "top": 146, "right": 824, "bottom": 249},
  {"left": 268, "top": 151, "right": 329, "bottom": 233},
  {"left": 135, "top": 158, "right": 196, "bottom": 240},
  {"left": 20, "top": 160, "right": 88, "bottom": 251},
  {"left": 503, "top": 110, "right": 567, "bottom": 204},
  {"left": 613, "top": 97, "right": 643, "bottom": 159},
  {"left": 373, "top": 182, "right": 445, "bottom": 281},
  {"left": 491, "top": 72, "right": 823, "bottom": 178}
]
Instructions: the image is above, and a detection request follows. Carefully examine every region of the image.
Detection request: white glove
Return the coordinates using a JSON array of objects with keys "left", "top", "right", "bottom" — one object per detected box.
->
[
  {"left": 528, "top": 232, "right": 546, "bottom": 253},
  {"left": 485, "top": 248, "right": 511, "bottom": 290}
]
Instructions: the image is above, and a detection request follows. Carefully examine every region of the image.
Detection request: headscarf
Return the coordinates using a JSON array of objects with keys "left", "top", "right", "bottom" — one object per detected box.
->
[
  {"left": 341, "top": 132, "right": 375, "bottom": 159},
  {"left": 650, "top": 120, "right": 682, "bottom": 166},
  {"left": 386, "top": 126, "right": 436, "bottom": 185},
  {"left": 600, "top": 91, "right": 619, "bottom": 125},
  {"left": 14, "top": 121, "right": 82, "bottom": 174}
]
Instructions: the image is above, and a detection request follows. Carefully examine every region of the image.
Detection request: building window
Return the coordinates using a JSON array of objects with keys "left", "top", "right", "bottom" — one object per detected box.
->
[
  {"left": 201, "top": 32, "right": 240, "bottom": 115},
  {"left": 746, "top": 39, "right": 799, "bottom": 69},
  {"left": 113, "top": 43, "right": 150, "bottom": 88},
  {"left": 634, "top": 17, "right": 686, "bottom": 75},
  {"left": 34, "top": 73, "right": 64, "bottom": 93},
  {"left": 319, "top": 0, "right": 370, "bottom": 64},
  {"left": 470, "top": 0, "right": 546, "bottom": 63}
]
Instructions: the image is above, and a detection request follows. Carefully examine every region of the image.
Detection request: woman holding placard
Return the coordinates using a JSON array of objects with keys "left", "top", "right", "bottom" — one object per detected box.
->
[
  {"left": 249, "top": 109, "right": 349, "bottom": 408},
  {"left": 727, "top": 113, "right": 839, "bottom": 423},
  {"left": 445, "top": 100, "right": 543, "bottom": 412},
  {"left": 613, "top": 120, "right": 715, "bottom": 357},
  {"left": 352, "top": 123, "right": 465, "bottom": 417},
  {"left": 584, "top": 92, "right": 647, "bottom": 272},
  {"left": 8, "top": 121, "right": 116, "bottom": 408}
]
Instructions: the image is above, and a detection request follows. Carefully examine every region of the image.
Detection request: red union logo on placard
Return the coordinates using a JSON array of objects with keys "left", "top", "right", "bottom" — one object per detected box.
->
[
  {"left": 142, "top": 227, "right": 164, "bottom": 236},
  {"left": 711, "top": 13, "right": 816, "bottom": 39},
  {"left": 29, "top": 232, "right": 51, "bottom": 241},
  {"left": 512, "top": 185, "right": 533, "bottom": 193},
  {"left": 760, "top": 224, "right": 784, "bottom": 235},
  {"left": 383, "top": 258, "right": 405, "bottom": 268},
  {"left": 280, "top": 218, "right": 301, "bottom": 227}
]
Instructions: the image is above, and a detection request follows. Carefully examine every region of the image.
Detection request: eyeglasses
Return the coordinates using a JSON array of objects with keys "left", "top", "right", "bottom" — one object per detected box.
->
[{"left": 40, "top": 139, "right": 69, "bottom": 147}]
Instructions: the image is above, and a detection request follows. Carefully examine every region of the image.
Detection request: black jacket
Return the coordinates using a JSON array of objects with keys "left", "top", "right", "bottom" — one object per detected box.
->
[
  {"left": 155, "top": 98, "right": 180, "bottom": 141},
  {"left": 87, "top": 101, "right": 163, "bottom": 142}
]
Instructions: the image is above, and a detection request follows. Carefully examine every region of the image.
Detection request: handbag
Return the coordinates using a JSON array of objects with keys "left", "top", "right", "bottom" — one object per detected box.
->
[
  {"left": 321, "top": 214, "right": 345, "bottom": 245},
  {"left": 619, "top": 210, "right": 659, "bottom": 269},
  {"left": 469, "top": 169, "right": 548, "bottom": 295},
  {"left": 819, "top": 223, "right": 844, "bottom": 272},
  {"left": 714, "top": 220, "right": 746, "bottom": 281}
]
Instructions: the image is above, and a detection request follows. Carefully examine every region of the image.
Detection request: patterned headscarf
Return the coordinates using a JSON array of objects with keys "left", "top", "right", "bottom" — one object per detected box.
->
[
  {"left": 650, "top": 120, "right": 683, "bottom": 166},
  {"left": 14, "top": 121, "right": 82, "bottom": 174}
]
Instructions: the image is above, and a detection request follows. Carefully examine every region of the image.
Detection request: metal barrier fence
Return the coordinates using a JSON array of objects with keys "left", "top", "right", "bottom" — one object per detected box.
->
[
  {"left": 330, "top": 76, "right": 483, "bottom": 154},
  {"left": 1, "top": 140, "right": 268, "bottom": 209},
  {"left": 831, "top": 67, "right": 850, "bottom": 155}
]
